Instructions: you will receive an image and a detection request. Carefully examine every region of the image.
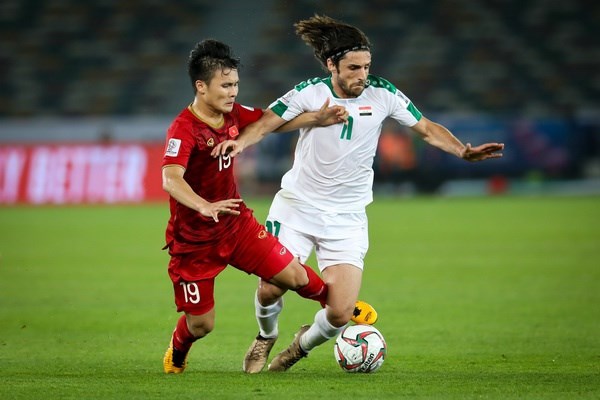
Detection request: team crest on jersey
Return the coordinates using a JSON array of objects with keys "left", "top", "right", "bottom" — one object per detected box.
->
[
  {"left": 206, "top": 138, "right": 215, "bottom": 147},
  {"left": 258, "top": 230, "right": 267, "bottom": 239},
  {"left": 359, "top": 106, "right": 372, "bottom": 116},
  {"left": 165, "top": 138, "right": 181, "bottom": 156},
  {"left": 228, "top": 126, "right": 239, "bottom": 138}
]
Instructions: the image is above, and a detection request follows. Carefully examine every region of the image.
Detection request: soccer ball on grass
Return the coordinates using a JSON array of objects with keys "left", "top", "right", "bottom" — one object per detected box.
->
[{"left": 334, "top": 324, "right": 386, "bottom": 373}]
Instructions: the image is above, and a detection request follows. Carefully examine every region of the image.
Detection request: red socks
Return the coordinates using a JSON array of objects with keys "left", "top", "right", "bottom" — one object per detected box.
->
[
  {"left": 295, "top": 264, "right": 328, "bottom": 308},
  {"left": 172, "top": 314, "right": 197, "bottom": 353}
]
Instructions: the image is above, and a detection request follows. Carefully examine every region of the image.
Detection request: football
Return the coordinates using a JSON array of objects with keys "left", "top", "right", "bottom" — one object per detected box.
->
[{"left": 334, "top": 324, "right": 387, "bottom": 373}]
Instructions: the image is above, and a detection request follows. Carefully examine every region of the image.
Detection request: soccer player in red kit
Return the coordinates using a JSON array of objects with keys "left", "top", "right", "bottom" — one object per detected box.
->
[{"left": 161, "top": 39, "right": 347, "bottom": 373}]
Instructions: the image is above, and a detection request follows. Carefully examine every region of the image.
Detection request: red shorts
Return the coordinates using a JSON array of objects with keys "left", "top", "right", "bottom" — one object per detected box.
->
[{"left": 168, "top": 210, "right": 294, "bottom": 315}]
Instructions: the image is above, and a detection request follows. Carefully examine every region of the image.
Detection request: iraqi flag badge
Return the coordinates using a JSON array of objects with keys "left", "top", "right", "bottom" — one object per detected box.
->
[{"left": 359, "top": 106, "right": 372, "bottom": 116}]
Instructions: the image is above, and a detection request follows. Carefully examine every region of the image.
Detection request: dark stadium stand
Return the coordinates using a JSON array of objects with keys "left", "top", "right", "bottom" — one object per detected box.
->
[{"left": 0, "top": 0, "right": 597, "bottom": 117}]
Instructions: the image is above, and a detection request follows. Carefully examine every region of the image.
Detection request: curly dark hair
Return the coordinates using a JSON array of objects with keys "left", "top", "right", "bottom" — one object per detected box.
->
[
  {"left": 187, "top": 39, "right": 240, "bottom": 89},
  {"left": 294, "top": 15, "right": 371, "bottom": 69}
]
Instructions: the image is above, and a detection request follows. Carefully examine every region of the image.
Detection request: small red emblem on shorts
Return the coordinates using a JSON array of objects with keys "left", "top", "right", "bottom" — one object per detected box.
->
[
  {"left": 258, "top": 230, "right": 267, "bottom": 239},
  {"left": 280, "top": 247, "right": 287, "bottom": 255},
  {"left": 228, "top": 126, "right": 239, "bottom": 138}
]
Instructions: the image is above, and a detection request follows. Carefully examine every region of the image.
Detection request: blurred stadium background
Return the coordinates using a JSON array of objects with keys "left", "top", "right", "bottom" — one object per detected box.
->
[{"left": 1, "top": 0, "right": 599, "bottom": 204}]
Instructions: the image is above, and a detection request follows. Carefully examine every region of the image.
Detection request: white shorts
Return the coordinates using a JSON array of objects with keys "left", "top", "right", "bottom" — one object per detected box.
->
[{"left": 266, "top": 190, "right": 369, "bottom": 271}]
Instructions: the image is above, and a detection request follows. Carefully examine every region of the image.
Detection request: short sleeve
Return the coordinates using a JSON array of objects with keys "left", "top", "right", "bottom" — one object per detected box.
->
[
  {"left": 269, "top": 88, "right": 304, "bottom": 121},
  {"left": 162, "top": 119, "right": 196, "bottom": 168},
  {"left": 234, "top": 103, "right": 264, "bottom": 129},
  {"left": 389, "top": 89, "right": 422, "bottom": 127}
]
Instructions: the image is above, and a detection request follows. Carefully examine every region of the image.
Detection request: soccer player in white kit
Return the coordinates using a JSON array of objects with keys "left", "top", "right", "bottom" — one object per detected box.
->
[{"left": 212, "top": 15, "right": 504, "bottom": 373}]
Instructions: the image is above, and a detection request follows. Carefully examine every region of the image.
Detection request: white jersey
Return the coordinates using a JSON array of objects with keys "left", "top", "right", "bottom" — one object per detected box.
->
[{"left": 270, "top": 75, "right": 422, "bottom": 212}]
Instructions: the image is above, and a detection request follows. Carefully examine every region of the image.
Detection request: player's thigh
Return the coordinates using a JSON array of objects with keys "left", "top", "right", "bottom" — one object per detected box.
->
[{"left": 322, "top": 263, "right": 363, "bottom": 312}]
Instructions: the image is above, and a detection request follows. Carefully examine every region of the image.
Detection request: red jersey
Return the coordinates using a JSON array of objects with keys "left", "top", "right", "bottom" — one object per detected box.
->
[{"left": 162, "top": 103, "right": 263, "bottom": 253}]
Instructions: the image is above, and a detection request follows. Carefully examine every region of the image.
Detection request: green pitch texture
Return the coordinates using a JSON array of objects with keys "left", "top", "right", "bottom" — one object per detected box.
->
[{"left": 0, "top": 196, "right": 598, "bottom": 399}]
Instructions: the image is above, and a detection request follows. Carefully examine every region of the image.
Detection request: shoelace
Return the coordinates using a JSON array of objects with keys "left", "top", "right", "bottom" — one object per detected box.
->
[{"left": 248, "top": 339, "right": 272, "bottom": 360}]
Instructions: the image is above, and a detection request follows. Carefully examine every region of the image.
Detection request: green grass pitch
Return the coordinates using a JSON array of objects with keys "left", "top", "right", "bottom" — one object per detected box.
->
[{"left": 1, "top": 196, "right": 599, "bottom": 399}]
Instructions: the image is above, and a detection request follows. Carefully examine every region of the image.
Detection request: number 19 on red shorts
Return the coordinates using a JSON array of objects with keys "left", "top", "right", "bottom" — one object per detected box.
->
[{"left": 173, "top": 278, "right": 216, "bottom": 315}]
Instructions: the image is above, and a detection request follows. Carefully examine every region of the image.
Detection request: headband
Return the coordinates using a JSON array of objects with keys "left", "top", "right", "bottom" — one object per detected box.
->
[{"left": 325, "top": 44, "right": 370, "bottom": 62}]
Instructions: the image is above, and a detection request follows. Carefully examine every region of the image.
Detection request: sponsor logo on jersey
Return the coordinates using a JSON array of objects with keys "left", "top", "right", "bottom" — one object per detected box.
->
[
  {"left": 228, "top": 126, "right": 239, "bottom": 138},
  {"left": 281, "top": 89, "right": 296, "bottom": 104},
  {"left": 359, "top": 106, "right": 372, "bottom": 116},
  {"left": 395, "top": 90, "right": 410, "bottom": 106},
  {"left": 165, "top": 138, "right": 181, "bottom": 156},
  {"left": 206, "top": 138, "right": 215, "bottom": 147},
  {"left": 258, "top": 230, "right": 267, "bottom": 239}
]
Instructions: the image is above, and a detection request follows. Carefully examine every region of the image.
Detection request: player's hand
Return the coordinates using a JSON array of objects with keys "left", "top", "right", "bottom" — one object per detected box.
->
[
  {"left": 211, "top": 140, "right": 244, "bottom": 158},
  {"left": 461, "top": 142, "right": 505, "bottom": 162},
  {"left": 315, "top": 98, "right": 348, "bottom": 126},
  {"left": 199, "top": 198, "right": 243, "bottom": 222}
]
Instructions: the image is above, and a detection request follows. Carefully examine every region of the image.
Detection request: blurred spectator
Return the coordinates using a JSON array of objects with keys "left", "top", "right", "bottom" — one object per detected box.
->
[{"left": 375, "top": 120, "right": 417, "bottom": 182}]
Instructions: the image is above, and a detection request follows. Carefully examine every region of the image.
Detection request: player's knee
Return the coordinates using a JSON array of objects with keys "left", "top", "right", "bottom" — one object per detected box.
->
[
  {"left": 326, "top": 304, "right": 355, "bottom": 327},
  {"left": 282, "top": 276, "right": 308, "bottom": 291},
  {"left": 187, "top": 318, "right": 214, "bottom": 338},
  {"left": 257, "top": 280, "right": 286, "bottom": 305},
  {"left": 290, "top": 264, "right": 310, "bottom": 289},
  {"left": 272, "top": 262, "right": 309, "bottom": 290}
]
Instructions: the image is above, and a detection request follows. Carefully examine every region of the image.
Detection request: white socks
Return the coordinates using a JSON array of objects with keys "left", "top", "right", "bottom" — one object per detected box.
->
[
  {"left": 255, "top": 293, "right": 345, "bottom": 353},
  {"left": 299, "top": 308, "right": 345, "bottom": 353},
  {"left": 255, "top": 291, "right": 283, "bottom": 339}
]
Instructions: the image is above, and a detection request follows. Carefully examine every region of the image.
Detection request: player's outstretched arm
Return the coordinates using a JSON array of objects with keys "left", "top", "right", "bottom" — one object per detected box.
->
[
  {"left": 162, "top": 165, "right": 241, "bottom": 222},
  {"left": 211, "top": 110, "right": 285, "bottom": 158},
  {"left": 411, "top": 116, "right": 504, "bottom": 161},
  {"left": 211, "top": 99, "right": 348, "bottom": 159},
  {"left": 277, "top": 98, "right": 348, "bottom": 132}
]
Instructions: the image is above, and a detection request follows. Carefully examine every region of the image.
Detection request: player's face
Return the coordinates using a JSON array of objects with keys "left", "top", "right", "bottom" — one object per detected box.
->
[
  {"left": 199, "top": 68, "right": 239, "bottom": 114},
  {"left": 329, "top": 51, "right": 371, "bottom": 98}
]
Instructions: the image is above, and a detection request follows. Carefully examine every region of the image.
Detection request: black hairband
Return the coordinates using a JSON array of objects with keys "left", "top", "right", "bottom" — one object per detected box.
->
[{"left": 325, "top": 44, "right": 370, "bottom": 61}]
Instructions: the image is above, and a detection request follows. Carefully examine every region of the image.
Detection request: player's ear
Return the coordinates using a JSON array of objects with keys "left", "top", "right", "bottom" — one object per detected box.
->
[
  {"left": 195, "top": 80, "right": 207, "bottom": 95},
  {"left": 326, "top": 58, "right": 336, "bottom": 74}
]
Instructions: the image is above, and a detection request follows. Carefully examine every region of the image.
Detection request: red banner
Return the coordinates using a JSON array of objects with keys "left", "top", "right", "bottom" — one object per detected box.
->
[{"left": 0, "top": 143, "right": 167, "bottom": 204}]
